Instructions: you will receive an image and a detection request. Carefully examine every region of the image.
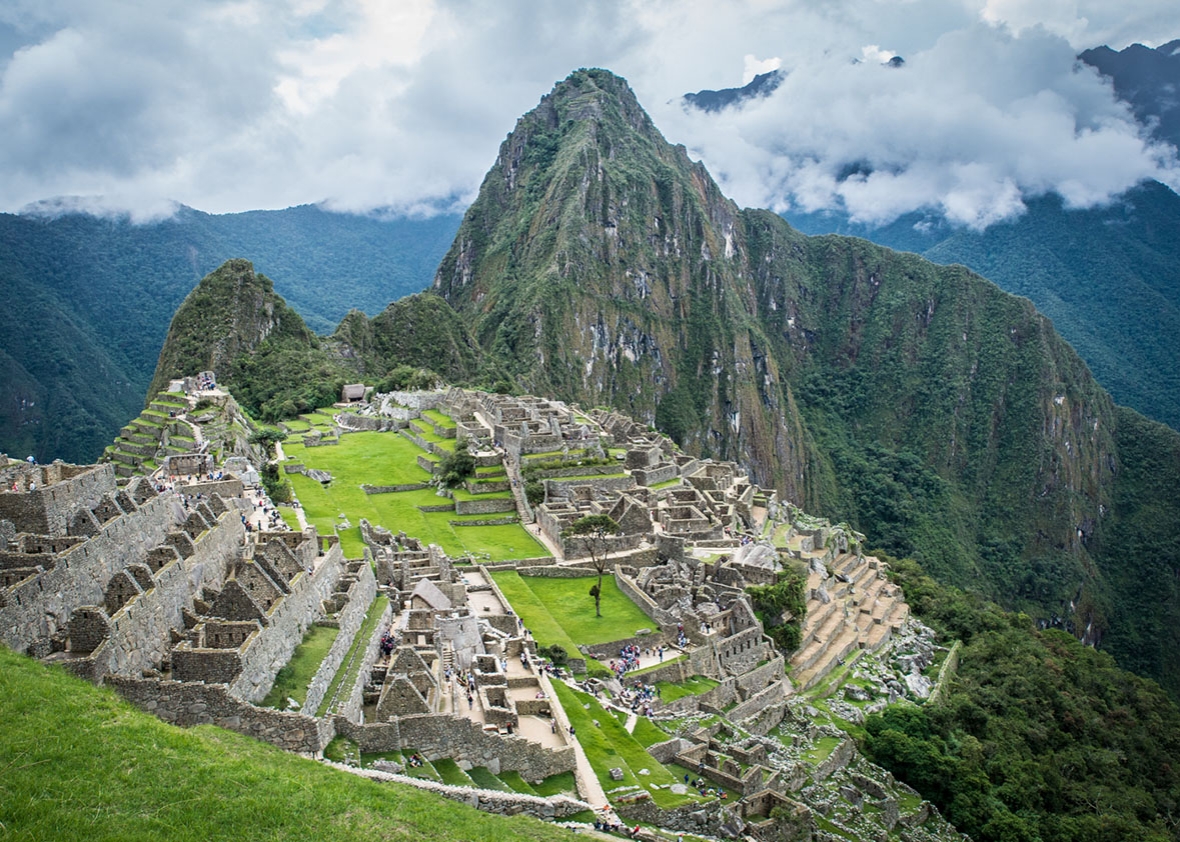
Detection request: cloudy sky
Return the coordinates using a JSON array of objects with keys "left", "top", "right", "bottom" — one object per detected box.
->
[{"left": 1, "top": 0, "right": 1178, "bottom": 227}]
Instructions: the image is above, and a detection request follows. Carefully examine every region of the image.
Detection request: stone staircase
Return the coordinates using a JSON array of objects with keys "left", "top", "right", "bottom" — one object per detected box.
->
[{"left": 789, "top": 551, "right": 910, "bottom": 693}]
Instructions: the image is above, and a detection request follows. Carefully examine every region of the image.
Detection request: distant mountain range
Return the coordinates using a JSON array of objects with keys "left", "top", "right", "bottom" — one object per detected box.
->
[{"left": 0, "top": 205, "right": 459, "bottom": 463}]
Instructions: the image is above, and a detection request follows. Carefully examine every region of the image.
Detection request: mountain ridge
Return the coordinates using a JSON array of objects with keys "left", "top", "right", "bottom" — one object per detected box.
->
[{"left": 428, "top": 67, "right": 1180, "bottom": 696}]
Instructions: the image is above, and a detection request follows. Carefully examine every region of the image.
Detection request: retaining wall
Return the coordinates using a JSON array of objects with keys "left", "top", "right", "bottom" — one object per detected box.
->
[
  {"left": 303, "top": 563, "right": 377, "bottom": 716},
  {"left": 325, "top": 762, "right": 591, "bottom": 820},
  {"left": 230, "top": 542, "right": 346, "bottom": 703},
  {"left": 109, "top": 675, "right": 335, "bottom": 754}
]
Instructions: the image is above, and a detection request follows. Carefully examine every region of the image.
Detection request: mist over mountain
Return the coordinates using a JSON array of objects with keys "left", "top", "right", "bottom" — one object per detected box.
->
[{"left": 1081, "top": 39, "right": 1180, "bottom": 151}]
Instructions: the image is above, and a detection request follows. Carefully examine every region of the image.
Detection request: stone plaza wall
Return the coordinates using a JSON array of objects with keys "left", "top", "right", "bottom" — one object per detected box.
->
[
  {"left": 334, "top": 713, "right": 576, "bottom": 781},
  {"left": 230, "top": 541, "right": 346, "bottom": 702},
  {"left": 109, "top": 674, "right": 335, "bottom": 754},
  {"left": 303, "top": 563, "right": 377, "bottom": 717},
  {"left": 543, "top": 475, "right": 635, "bottom": 498},
  {"left": 454, "top": 497, "right": 516, "bottom": 516}
]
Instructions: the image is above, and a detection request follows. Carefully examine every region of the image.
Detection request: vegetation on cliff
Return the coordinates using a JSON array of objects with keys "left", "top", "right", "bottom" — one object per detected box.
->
[{"left": 866, "top": 557, "right": 1180, "bottom": 842}]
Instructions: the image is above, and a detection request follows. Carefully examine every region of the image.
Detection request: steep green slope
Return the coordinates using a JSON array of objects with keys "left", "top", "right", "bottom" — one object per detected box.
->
[
  {"left": 0, "top": 646, "right": 573, "bottom": 842},
  {"left": 434, "top": 68, "right": 1180, "bottom": 696},
  {"left": 332, "top": 292, "right": 499, "bottom": 387},
  {"left": 786, "top": 182, "right": 1180, "bottom": 433},
  {"left": 0, "top": 206, "right": 459, "bottom": 463}
]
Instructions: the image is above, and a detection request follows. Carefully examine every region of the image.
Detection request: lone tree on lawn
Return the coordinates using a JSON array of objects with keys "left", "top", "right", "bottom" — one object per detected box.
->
[
  {"left": 435, "top": 438, "right": 476, "bottom": 490},
  {"left": 564, "top": 514, "right": 621, "bottom": 618}
]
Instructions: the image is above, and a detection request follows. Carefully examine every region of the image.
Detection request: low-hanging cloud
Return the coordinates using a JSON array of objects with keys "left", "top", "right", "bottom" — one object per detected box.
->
[
  {"left": 654, "top": 25, "right": 1180, "bottom": 228},
  {"left": 0, "top": 0, "right": 1177, "bottom": 226}
]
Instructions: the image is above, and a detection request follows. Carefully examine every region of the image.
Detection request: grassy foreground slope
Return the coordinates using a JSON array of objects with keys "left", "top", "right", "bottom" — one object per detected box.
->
[{"left": 0, "top": 647, "right": 572, "bottom": 842}]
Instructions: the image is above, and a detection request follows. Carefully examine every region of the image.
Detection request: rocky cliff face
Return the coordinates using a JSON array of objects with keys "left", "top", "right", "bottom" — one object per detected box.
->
[{"left": 434, "top": 69, "right": 1180, "bottom": 695}]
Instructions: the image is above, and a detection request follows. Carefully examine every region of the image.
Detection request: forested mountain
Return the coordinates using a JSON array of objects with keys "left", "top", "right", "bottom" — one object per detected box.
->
[
  {"left": 1080, "top": 39, "right": 1180, "bottom": 150},
  {"left": 431, "top": 68, "right": 1180, "bottom": 697},
  {"left": 146, "top": 261, "right": 500, "bottom": 424},
  {"left": 784, "top": 182, "right": 1180, "bottom": 432},
  {"left": 0, "top": 205, "right": 459, "bottom": 464}
]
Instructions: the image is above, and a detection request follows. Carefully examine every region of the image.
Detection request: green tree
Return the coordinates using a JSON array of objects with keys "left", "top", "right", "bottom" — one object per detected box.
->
[
  {"left": 563, "top": 514, "right": 621, "bottom": 618},
  {"left": 435, "top": 438, "right": 476, "bottom": 489}
]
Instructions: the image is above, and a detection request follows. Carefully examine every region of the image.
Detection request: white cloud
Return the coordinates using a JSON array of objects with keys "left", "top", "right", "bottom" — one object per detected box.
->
[
  {"left": 653, "top": 23, "right": 1180, "bottom": 228},
  {"left": 0, "top": 0, "right": 1176, "bottom": 225}
]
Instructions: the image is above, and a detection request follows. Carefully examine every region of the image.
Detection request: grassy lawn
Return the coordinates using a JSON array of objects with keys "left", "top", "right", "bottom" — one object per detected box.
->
[
  {"left": 630, "top": 717, "right": 671, "bottom": 748},
  {"left": 0, "top": 648, "right": 587, "bottom": 842},
  {"left": 654, "top": 675, "right": 719, "bottom": 703},
  {"left": 433, "top": 757, "right": 475, "bottom": 786},
  {"left": 284, "top": 432, "right": 546, "bottom": 562},
  {"left": 497, "top": 771, "right": 538, "bottom": 794},
  {"left": 552, "top": 682, "right": 695, "bottom": 809},
  {"left": 531, "top": 771, "right": 578, "bottom": 797},
  {"left": 495, "top": 573, "right": 655, "bottom": 647},
  {"left": 803, "top": 735, "right": 843, "bottom": 765},
  {"left": 261, "top": 624, "right": 340, "bottom": 710},
  {"left": 422, "top": 409, "right": 457, "bottom": 428},
  {"left": 468, "top": 767, "right": 513, "bottom": 792},
  {"left": 488, "top": 572, "right": 583, "bottom": 658}
]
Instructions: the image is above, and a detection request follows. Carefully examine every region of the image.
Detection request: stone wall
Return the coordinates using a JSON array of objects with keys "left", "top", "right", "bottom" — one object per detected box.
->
[
  {"left": 543, "top": 475, "right": 635, "bottom": 498},
  {"left": 303, "top": 562, "right": 377, "bottom": 716},
  {"left": 615, "top": 571, "right": 678, "bottom": 628},
  {"left": 99, "top": 509, "right": 242, "bottom": 677},
  {"left": 716, "top": 626, "right": 769, "bottom": 676},
  {"left": 727, "top": 680, "right": 788, "bottom": 725},
  {"left": 182, "top": 478, "right": 245, "bottom": 498},
  {"left": 323, "top": 762, "right": 592, "bottom": 821},
  {"left": 0, "top": 463, "right": 114, "bottom": 535},
  {"left": 1, "top": 490, "right": 178, "bottom": 657},
  {"left": 388, "top": 390, "right": 445, "bottom": 411},
  {"left": 336, "top": 597, "right": 393, "bottom": 723},
  {"left": 109, "top": 674, "right": 334, "bottom": 754},
  {"left": 615, "top": 793, "right": 746, "bottom": 839},
  {"left": 362, "top": 482, "right": 430, "bottom": 494},
  {"left": 631, "top": 463, "right": 678, "bottom": 486},
  {"left": 334, "top": 713, "right": 576, "bottom": 781},
  {"left": 229, "top": 541, "right": 346, "bottom": 703},
  {"left": 454, "top": 497, "right": 516, "bottom": 516},
  {"left": 733, "top": 656, "right": 787, "bottom": 698}
]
